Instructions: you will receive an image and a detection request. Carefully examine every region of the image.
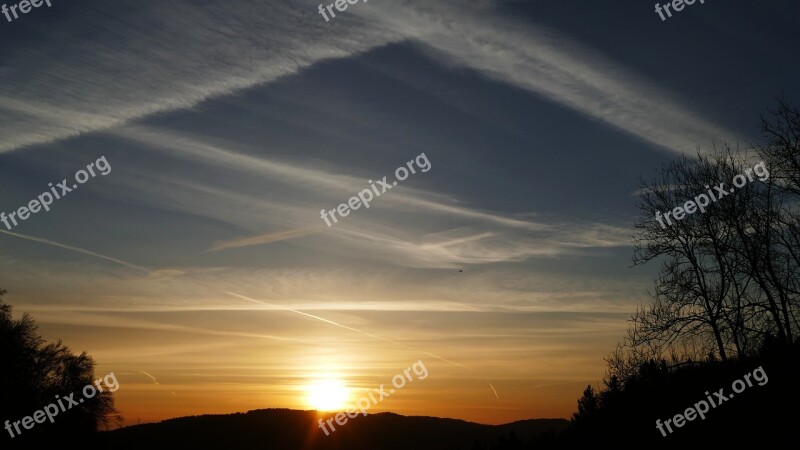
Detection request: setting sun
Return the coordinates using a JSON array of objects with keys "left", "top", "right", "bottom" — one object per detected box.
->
[{"left": 306, "top": 379, "right": 349, "bottom": 411}]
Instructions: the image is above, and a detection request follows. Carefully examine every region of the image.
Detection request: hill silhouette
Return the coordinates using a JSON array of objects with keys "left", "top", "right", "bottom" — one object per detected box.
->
[{"left": 99, "top": 409, "right": 568, "bottom": 450}]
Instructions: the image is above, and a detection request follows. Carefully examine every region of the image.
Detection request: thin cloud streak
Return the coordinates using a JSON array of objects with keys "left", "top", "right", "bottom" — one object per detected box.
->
[
  {"left": 222, "top": 291, "right": 392, "bottom": 344},
  {"left": 139, "top": 371, "right": 160, "bottom": 385},
  {"left": 110, "top": 125, "right": 551, "bottom": 234},
  {"left": 30, "top": 310, "right": 306, "bottom": 343},
  {"left": 489, "top": 383, "right": 500, "bottom": 401},
  {"left": 0, "top": 230, "right": 150, "bottom": 273},
  {"left": 225, "top": 292, "right": 487, "bottom": 374},
  {"left": 208, "top": 227, "right": 318, "bottom": 253}
]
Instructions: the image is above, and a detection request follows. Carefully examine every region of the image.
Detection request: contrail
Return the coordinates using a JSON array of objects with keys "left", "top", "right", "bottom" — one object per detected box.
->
[
  {"left": 206, "top": 227, "right": 316, "bottom": 253},
  {"left": 140, "top": 370, "right": 177, "bottom": 396},
  {"left": 0, "top": 229, "right": 495, "bottom": 382},
  {"left": 489, "top": 383, "right": 500, "bottom": 401},
  {"left": 0, "top": 229, "right": 387, "bottom": 345},
  {"left": 228, "top": 293, "right": 502, "bottom": 390},
  {"left": 424, "top": 351, "right": 474, "bottom": 371},
  {"left": 139, "top": 371, "right": 160, "bottom": 384},
  {"left": 223, "top": 291, "right": 392, "bottom": 344},
  {"left": 227, "top": 292, "right": 492, "bottom": 377},
  {"left": 0, "top": 229, "right": 150, "bottom": 273}
]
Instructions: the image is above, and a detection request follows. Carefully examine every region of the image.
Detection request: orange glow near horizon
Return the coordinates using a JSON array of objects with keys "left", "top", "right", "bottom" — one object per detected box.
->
[{"left": 22, "top": 288, "right": 627, "bottom": 427}]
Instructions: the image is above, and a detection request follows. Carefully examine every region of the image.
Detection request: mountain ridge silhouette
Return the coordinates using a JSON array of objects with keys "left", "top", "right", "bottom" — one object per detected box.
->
[{"left": 101, "top": 408, "right": 568, "bottom": 449}]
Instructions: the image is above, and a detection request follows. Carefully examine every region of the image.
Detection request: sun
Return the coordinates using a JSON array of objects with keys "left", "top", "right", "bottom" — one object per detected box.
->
[{"left": 306, "top": 378, "right": 349, "bottom": 411}]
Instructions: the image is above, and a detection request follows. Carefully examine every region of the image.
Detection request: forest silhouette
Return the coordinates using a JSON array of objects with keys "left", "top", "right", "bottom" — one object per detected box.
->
[{"left": 0, "top": 289, "right": 120, "bottom": 449}]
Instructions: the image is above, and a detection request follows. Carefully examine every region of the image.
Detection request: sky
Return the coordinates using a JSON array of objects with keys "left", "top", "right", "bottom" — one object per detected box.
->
[{"left": 0, "top": 0, "right": 798, "bottom": 426}]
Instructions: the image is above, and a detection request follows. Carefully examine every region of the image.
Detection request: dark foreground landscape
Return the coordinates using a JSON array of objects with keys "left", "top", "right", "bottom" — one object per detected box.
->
[{"left": 103, "top": 410, "right": 567, "bottom": 450}]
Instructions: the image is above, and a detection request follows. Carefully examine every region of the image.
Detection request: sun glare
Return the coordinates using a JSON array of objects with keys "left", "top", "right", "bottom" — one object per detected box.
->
[{"left": 306, "top": 379, "right": 349, "bottom": 411}]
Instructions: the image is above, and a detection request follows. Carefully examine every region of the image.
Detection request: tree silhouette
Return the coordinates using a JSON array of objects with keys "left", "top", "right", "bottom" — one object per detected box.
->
[
  {"left": 570, "top": 385, "right": 598, "bottom": 426},
  {"left": 552, "top": 98, "right": 800, "bottom": 449},
  {"left": 0, "top": 290, "right": 120, "bottom": 446},
  {"left": 621, "top": 97, "right": 800, "bottom": 371}
]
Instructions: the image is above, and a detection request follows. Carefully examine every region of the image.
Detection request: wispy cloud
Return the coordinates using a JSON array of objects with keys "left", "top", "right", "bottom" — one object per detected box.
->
[
  {"left": 2, "top": 0, "right": 742, "bottom": 156},
  {"left": 0, "top": 1, "right": 402, "bottom": 153},
  {"left": 353, "top": 0, "right": 744, "bottom": 153},
  {"left": 208, "top": 228, "right": 317, "bottom": 253}
]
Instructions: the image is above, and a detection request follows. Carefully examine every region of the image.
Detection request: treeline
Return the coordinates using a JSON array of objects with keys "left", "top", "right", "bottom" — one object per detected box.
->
[
  {"left": 621, "top": 97, "right": 800, "bottom": 367},
  {"left": 0, "top": 290, "right": 120, "bottom": 449},
  {"left": 469, "top": 340, "right": 798, "bottom": 449},
  {"left": 579, "top": 98, "right": 800, "bottom": 446},
  {"left": 513, "top": 98, "right": 800, "bottom": 449}
]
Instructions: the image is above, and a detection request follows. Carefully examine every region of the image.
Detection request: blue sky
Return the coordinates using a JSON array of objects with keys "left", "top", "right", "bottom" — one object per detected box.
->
[{"left": 0, "top": 0, "right": 798, "bottom": 424}]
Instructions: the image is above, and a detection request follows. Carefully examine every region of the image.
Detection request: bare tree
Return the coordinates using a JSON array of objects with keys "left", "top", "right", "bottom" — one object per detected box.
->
[{"left": 618, "top": 99, "right": 800, "bottom": 381}]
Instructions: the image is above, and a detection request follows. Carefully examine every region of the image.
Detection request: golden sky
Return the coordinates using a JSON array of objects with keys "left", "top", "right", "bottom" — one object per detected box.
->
[{"left": 7, "top": 264, "right": 633, "bottom": 425}]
